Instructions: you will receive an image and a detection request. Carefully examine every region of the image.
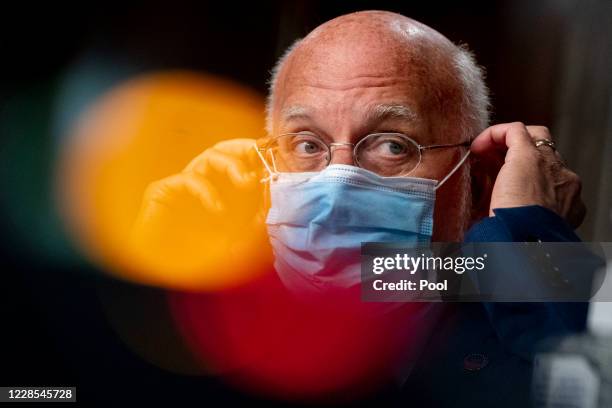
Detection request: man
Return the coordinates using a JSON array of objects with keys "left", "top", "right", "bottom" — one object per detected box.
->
[{"left": 132, "top": 10, "right": 587, "bottom": 406}]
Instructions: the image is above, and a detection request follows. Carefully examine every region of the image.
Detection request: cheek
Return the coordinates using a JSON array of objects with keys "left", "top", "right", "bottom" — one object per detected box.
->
[
  {"left": 432, "top": 193, "right": 461, "bottom": 241},
  {"left": 431, "top": 169, "right": 472, "bottom": 242}
]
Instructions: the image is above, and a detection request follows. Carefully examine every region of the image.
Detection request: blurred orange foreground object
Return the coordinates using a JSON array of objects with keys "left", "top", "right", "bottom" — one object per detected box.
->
[{"left": 56, "top": 71, "right": 272, "bottom": 290}]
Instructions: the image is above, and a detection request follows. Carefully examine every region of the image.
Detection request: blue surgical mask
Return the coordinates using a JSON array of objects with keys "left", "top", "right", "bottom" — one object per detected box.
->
[{"left": 255, "top": 148, "right": 470, "bottom": 294}]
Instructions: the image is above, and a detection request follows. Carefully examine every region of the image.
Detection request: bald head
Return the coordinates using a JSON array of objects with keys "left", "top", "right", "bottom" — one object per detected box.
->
[
  {"left": 281, "top": 11, "right": 456, "bottom": 79},
  {"left": 266, "top": 11, "right": 489, "bottom": 143}
]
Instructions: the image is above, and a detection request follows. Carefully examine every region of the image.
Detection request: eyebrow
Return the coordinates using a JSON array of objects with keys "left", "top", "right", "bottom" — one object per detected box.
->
[
  {"left": 280, "top": 105, "right": 312, "bottom": 122},
  {"left": 280, "top": 103, "right": 418, "bottom": 124},
  {"left": 367, "top": 103, "right": 418, "bottom": 123}
]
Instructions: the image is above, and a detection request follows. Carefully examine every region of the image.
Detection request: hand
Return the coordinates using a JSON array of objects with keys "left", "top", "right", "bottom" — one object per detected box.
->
[
  {"left": 129, "top": 138, "right": 272, "bottom": 288},
  {"left": 471, "top": 122, "right": 586, "bottom": 228}
]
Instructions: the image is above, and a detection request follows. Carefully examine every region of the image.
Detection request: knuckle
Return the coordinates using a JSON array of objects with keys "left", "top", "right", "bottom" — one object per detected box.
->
[
  {"left": 184, "top": 149, "right": 211, "bottom": 171},
  {"left": 143, "top": 179, "right": 164, "bottom": 199},
  {"left": 146, "top": 179, "right": 163, "bottom": 192},
  {"left": 571, "top": 174, "right": 583, "bottom": 191},
  {"left": 532, "top": 126, "right": 551, "bottom": 138},
  {"left": 213, "top": 139, "right": 233, "bottom": 149},
  {"left": 560, "top": 171, "right": 582, "bottom": 195},
  {"left": 531, "top": 125, "right": 550, "bottom": 133},
  {"left": 215, "top": 138, "right": 253, "bottom": 152}
]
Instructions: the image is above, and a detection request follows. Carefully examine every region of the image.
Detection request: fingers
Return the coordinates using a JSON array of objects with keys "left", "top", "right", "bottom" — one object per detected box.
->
[
  {"left": 180, "top": 173, "right": 227, "bottom": 213},
  {"left": 471, "top": 122, "right": 536, "bottom": 158},
  {"left": 184, "top": 139, "right": 260, "bottom": 188},
  {"left": 472, "top": 123, "right": 558, "bottom": 159},
  {"left": 146, "top": 173, "right": 225, "bottom": 214},
  {"left": 214, "top": 138, "right": 262, "bottom": 169},
  {"left": 205, "top": 150, "right": 257, "bottom": 188},
  {"left": 526, "top": 125, "right": 564, "bottom": 162},
  {"left": 525, "top": 125, "right": 552, "bottom": 141},
  {"left": 474, "top": 122, "right": 586, "bottom": 229}
]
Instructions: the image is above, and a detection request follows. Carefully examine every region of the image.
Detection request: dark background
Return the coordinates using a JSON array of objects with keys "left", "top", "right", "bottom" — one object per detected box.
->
[{"left": 1, "top": 1, "right": 610, "bottom": 406}]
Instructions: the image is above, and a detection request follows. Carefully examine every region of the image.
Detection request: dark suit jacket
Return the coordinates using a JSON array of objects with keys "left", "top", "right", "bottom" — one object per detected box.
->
[{"left": 398, "top": 206, "right": 588, "bottom": 407}]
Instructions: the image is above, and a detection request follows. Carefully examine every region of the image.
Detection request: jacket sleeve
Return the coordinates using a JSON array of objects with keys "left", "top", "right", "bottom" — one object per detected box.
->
[{"left": 464, "top": 205, "right": 588, "bottom": 360}]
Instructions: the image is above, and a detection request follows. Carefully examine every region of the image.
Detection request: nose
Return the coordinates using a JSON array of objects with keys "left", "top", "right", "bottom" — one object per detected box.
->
[{"left": 329, "top": 143, "right": 355, "bottom": 166}]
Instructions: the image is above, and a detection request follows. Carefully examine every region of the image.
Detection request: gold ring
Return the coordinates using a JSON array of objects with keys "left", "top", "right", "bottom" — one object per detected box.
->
[{"left": 534, "top": 139, "right": 556, "bottom": 151}]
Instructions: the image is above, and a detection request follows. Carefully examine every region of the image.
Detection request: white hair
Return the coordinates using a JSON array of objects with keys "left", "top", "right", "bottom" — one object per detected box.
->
[
  {"left": 452, "top": 44, "right": 491, "bottom": 141},
  {"left": 265, "top": 39, "right": 303, "bottom": 135},
  {"left": 265, "top": 39, "right": 490, "bottom": 141}
]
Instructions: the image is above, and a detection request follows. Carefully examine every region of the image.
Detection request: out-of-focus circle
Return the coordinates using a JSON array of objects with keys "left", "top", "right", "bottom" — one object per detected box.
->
[
  {"left": 169, "top": 276, "right": 426, "bottom": 403},
  {"left": 55, "top": 71, "right": 269, "bottom": 290}
]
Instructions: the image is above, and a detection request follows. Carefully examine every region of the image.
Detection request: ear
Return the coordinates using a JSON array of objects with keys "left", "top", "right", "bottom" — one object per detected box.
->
[{"left": 469, "top": 155, "right": 496, "bottom": 224}]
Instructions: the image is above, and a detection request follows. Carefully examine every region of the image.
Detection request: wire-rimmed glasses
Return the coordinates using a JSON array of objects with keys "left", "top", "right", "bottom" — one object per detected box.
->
[{"left": 257, "top": 132, "right": 470, "bottom": 177}]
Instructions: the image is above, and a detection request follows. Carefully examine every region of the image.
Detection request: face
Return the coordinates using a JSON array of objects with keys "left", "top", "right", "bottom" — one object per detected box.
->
[{"left": 270, "top": 20, "right": 472, "bottom": 241}]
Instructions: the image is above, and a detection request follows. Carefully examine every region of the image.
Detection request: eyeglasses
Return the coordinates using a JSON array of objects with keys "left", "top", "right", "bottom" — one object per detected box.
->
[{"left": 257, "top": 132, "right": 470, "bottom": 177}]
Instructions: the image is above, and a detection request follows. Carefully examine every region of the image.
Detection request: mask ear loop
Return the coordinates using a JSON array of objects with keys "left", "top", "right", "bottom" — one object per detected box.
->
[
  {"left": 253, "top": 144, "right": 278, "bottom": 182},
  {"left": 251, "top": 144, "right": 273, "bottom": 218},
  {"left": 434, "top": 150, "right": 471, "bottom": 191}
]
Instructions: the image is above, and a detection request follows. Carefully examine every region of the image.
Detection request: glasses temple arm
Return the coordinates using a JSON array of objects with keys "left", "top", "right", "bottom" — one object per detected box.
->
[{"left": 420, "top": 141, "right": 472, "bottom": 150}]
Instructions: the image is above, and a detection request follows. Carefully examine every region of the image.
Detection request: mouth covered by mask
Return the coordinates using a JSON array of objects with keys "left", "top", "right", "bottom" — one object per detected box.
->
[{"left": 255, "top": 147, "right": 470, "bottom": 296}]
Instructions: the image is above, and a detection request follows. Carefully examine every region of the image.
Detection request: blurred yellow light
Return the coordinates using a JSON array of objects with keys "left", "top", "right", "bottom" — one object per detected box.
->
[{"left": 56, "top": 71, "right": 272, "bottom": 290}]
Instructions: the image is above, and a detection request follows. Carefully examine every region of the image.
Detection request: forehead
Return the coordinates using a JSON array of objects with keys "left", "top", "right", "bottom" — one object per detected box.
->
[{"left": 275, "top": 29, "right": 457, "bottom": 126}]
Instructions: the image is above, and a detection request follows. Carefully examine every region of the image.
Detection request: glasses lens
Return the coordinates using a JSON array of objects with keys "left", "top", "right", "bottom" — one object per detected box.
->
[
  {"left": 267, "top": 134, "right": 329, "bottom": 172},
  {"left": 355, "top": 133, "right": 420, "bottom": 176}
]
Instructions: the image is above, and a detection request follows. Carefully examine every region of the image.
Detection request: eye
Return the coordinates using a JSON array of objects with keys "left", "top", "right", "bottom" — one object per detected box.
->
[
  {"left": 295, "top": 140, "right": 322, "bottom": 154},
  {"left": 384, "top": 141, "right": 407, "bottom": 155},
  {"left": 371, "top": 136, "right": 410, "bottom": 156},
  {"left": 290, "top": 134, "right": 325, "bottom": 156}
]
